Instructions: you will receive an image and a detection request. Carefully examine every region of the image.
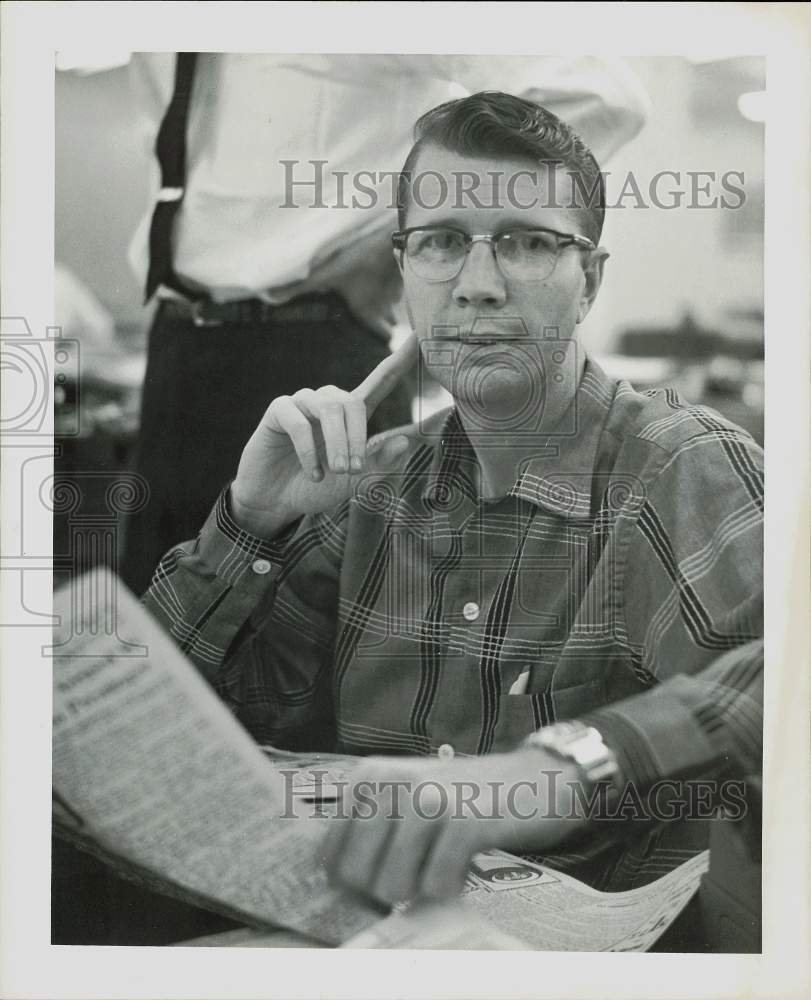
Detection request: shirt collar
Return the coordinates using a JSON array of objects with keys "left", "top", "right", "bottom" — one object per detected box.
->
[{"left": 420, "top": 356, "right": 618, "bottom": 520}]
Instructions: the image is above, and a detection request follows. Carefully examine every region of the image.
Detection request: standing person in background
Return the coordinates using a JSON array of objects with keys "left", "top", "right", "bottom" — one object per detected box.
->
[{"left": 120, "top": 53, "right": 649, "bottom": 595}]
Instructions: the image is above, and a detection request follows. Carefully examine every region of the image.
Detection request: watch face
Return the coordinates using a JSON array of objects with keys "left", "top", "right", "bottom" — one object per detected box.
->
[{"left": 533, "top": 728, "right": 617, "bottom": 771}]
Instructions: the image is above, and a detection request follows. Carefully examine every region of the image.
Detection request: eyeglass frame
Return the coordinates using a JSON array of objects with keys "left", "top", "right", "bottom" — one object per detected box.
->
[{"left": 391, "top": 225, "right": 598, "bottom": 284}]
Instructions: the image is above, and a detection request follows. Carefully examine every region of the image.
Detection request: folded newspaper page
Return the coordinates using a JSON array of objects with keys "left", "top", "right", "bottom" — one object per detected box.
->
[
  {"left": 341, "top": 850, "right": 709, "bottom": 951},
  {"left": 53, "top": 569, "right": 706, "bottom": 951},
  {"left": 255, "top": 746, "right": 709, "bottom": 951},
  {"left": 52, "top": 570, "right": 380, "bottom": 946},
  {"left": 259, "top": 747, "right": 709, "bottom": 950},
  {"left": 173, "top": 846, "right": 708, "bottom": 952}
]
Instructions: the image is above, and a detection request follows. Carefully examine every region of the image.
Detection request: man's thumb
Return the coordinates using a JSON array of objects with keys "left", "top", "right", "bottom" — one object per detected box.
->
[{"left": 366, "top": 432, "right": 411, "bottom": 466}]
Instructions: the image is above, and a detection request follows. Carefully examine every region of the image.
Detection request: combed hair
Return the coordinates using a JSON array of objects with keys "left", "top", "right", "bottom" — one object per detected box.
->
[{"left": 397, "top": 91, "right": 605, "bottom": 242}]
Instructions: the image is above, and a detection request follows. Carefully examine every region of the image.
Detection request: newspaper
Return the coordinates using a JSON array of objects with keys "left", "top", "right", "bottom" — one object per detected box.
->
[
  {"left": 342, "top": 850, "right": 709, "bottom": 951},
  {"left": 52, "top": 570, "right": 380, "bottom": 946},
  {"left": 53, "top": 570, "right": 706, "bottom": 951},
  {"left": 258, "top": 746, "right": 709, "bottom": 949},
  {"left": 260, "top": 747, "right": 710, "bottom": 950}
]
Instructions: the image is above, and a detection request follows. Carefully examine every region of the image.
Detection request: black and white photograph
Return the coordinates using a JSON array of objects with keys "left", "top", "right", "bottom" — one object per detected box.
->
[{"left": 1, "top": 3, "right": 809, "bottom": 999}]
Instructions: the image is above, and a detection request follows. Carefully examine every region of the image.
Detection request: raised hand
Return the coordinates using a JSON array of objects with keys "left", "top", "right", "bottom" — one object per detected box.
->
[{"left": 230, "top": 333, "right": 420, "bottom": 538}]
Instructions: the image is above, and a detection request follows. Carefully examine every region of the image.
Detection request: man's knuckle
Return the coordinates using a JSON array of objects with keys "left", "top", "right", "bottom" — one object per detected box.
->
[
  {"left": 288, "top": 408, "right": 311, "bottom": 428},
  {"left": 318, "top": 384, "right": 348, "bottom": 400}
]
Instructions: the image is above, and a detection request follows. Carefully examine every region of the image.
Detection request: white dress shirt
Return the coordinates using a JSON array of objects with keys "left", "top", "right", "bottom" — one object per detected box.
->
[{"left": 128, "top": 54, "right": 649, "bottom": 328}]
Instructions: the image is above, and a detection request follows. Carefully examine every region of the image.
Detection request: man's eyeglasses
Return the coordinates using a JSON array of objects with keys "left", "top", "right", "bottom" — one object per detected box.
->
[{"left": 391, "top": 226, "right": 597, "bottom": 283}]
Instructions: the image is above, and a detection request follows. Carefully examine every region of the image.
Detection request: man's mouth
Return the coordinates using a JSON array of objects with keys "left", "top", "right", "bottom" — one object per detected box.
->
[
  {"left": 459, "top": 337, "right": 522, "bottom": 345},
  {"left": 431, "top": 317, "right": 530, "bottom": 345}
]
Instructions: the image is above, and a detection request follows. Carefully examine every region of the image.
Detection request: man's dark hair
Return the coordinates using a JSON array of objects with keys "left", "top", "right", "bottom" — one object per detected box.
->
[{"left": 397, "top": 91, "right": 605, "bottom": 243}]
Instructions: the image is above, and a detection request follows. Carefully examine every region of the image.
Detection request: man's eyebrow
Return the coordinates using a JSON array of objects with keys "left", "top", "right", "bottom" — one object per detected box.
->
[
  {"left": 490, "top": 215, "right": 561, "bottom": 232},
  {"left": 406, "top": 217, "right": 466, "bottom": 231}
]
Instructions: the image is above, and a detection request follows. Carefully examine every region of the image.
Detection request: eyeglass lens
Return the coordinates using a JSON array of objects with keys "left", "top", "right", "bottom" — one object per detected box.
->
[{"left": 405, "top": 229, "right": 560, "bottom": 281}]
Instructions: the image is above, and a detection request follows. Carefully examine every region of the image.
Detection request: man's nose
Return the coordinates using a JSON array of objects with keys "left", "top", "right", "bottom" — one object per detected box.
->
[{"left": 452, "top": 241, "right": 507, "bottom": 308}]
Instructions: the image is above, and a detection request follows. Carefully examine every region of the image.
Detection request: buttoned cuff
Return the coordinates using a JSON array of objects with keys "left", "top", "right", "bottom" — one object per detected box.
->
[{"left": 196, "top": 484, "right": 301, "bottom": 588}]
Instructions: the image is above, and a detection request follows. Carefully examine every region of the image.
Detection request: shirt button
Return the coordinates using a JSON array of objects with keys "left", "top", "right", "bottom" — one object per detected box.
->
[
  {"left": 438, "top": 743, "right": 455, "bottom": 760},
  {"left": 252, "top": 558, "right": 272, "bottom": 575},
  {"left": 462, "top": 601, "right": 480, "bottom": 622}
]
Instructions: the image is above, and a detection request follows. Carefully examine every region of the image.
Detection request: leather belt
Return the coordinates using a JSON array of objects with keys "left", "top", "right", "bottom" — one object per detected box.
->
[{"left": 158, "top": 293, "right": 341, "bottom": 328}]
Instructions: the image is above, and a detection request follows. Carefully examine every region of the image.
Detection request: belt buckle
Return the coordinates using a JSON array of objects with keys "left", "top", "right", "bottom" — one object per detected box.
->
[{"left": 189, "top": 298, "right": 223, "bottom": 328}]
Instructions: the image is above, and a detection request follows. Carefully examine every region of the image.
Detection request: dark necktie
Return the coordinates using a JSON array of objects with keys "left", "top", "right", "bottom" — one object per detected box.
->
[{"left": 144, "top": 52, "right": 199, "bottom": 303}]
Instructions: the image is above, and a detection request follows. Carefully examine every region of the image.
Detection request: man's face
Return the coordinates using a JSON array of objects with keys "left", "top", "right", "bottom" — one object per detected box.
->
[{"left": 399, "top": 145, "right": 604, "bottom": 434}]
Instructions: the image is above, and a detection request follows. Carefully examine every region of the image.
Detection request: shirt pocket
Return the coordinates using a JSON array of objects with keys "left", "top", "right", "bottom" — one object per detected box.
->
[{"left": 549, "top": 677, "right": 608, "bottom": 720}]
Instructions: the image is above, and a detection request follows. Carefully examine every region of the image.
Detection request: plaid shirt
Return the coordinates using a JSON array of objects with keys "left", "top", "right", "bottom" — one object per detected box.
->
[{"left": 144, "top": 357, "right": 763, "bottom": 891}]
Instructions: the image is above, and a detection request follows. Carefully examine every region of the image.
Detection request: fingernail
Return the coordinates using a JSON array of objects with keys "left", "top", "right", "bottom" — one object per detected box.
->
[
  {"left": 350, "top": 456, "right": 363, "bottom": 472},
  {"left": 334, "top": 456, "right": 347, "bottom": 472},
  {"left": 312, "top": 466, "right": 324, "bottom": 482}
]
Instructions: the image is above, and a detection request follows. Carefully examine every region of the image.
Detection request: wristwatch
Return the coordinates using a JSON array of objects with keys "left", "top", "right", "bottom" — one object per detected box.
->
[{"left": 524, "top": 720, "right": 621, "bottom": 791}]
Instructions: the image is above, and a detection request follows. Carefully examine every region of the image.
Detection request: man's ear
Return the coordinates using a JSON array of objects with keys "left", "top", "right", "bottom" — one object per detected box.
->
[{"left": 576, "top": 248, "right": 609, "bottom": 325}]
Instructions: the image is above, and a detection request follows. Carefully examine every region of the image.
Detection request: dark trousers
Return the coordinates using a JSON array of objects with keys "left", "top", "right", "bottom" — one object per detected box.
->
[{"left": 121, "top": 293, "right": 411, "bottom": 596}]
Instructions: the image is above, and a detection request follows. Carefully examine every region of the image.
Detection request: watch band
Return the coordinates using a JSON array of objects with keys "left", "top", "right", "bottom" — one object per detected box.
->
[{"left": 524, "top": 720, "right": 621, "bottom": 791}]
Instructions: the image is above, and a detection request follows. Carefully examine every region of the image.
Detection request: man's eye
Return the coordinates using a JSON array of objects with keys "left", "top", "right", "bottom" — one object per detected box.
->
[
  {"left": 413, "top": 230, "right": 462, "bottom": 253},
  {"left": 511, "top": 232, "right": 556, "bottom": 253},
  {"left": 428, "top": 230, "right": 462, "bottom": 251}
]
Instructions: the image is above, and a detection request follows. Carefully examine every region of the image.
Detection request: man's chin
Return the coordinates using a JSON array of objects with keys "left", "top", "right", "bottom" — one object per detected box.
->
[
  {"left": 451, "top": 370, "right": 546, "bottom": 428},
  {"left": 453, "top": 355, "right": 534, "bottom": 394}
]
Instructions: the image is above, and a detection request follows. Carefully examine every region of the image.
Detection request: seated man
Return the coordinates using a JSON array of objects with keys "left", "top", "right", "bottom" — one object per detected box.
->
[{"left": 144, "top": 92, "right": 762, "bottom": 909}]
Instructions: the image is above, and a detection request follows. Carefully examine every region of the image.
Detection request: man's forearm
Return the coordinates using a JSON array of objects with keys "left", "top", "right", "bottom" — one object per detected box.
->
[{"left": 140, "top": 486, "right": 292, "bottom": 680}]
